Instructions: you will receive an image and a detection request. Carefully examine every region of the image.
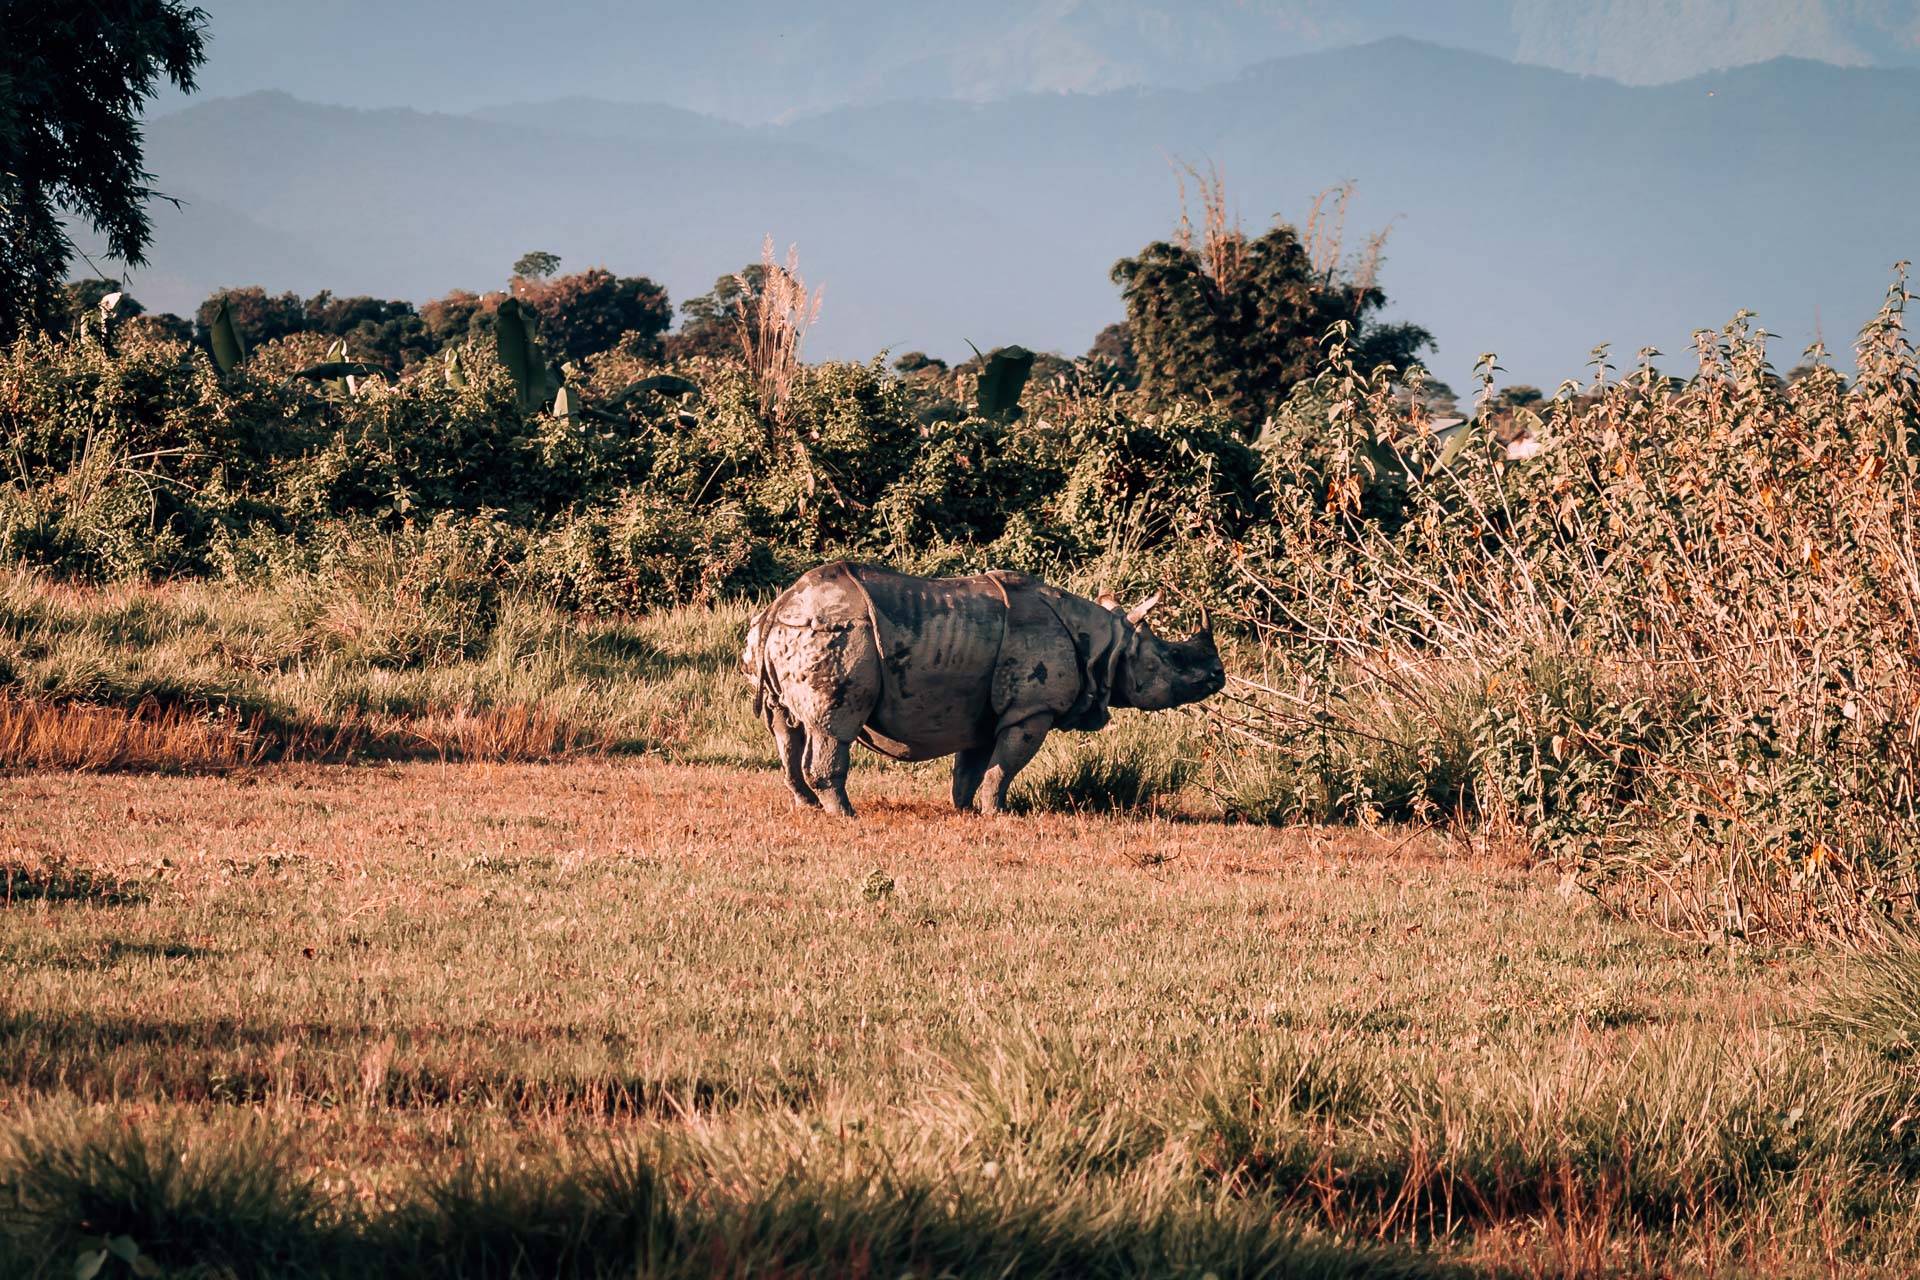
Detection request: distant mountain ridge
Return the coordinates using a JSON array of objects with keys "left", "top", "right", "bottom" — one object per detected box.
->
[
  {"left": 107, "top": 40, "right": 1920, "bottom": 394},
  {"left": 176, "top": 0, "right": 1920, "bottom": 123}
]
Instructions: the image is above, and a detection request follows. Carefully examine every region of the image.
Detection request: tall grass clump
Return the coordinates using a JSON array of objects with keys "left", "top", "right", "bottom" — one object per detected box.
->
[
  {"left": 0, "top": 1120, "right": 341, "bottom": 1278},
  {"left": 1224, "top": 266, "right": 1920, "bottom": 944},
  {"left": 734, "top": 235, "right": 821, "bottom": 430},
  {"left": 1017, "top": 709, "right": 1201, "bottom": 815},
  {"left": 1815, "top": 949, "right": 1920, "bottom": 1061}
]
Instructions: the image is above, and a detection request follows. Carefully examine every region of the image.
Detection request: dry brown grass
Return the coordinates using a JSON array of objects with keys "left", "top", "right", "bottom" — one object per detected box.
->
[
  {"left": 735, "top": 234, "right": 821, "bottom": 429},
  {"left": 0, "top": 698, "right": 271, "bottom": 770},
  {"left": 6, "top": 760, "right": 1914, "bottom": 1277},
  {"left": 0, "top": 697, "right": 607, "bottom": 771}
]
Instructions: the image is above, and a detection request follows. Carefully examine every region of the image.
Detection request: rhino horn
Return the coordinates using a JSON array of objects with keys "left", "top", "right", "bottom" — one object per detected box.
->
[{"left": 1125, "top": 591, "right": 1163, "bottom": 627}]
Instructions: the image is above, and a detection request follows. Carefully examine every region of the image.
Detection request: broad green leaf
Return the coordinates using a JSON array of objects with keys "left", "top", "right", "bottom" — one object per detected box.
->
[
  {"left": 209, "top": 299, "right": 245, "bottom": 375},
  {"left": 974, "top": 345, "right": 1034, "bottom": 421},
  {"left": 494, "top": 298, "right": 536, "bottom": 410}
]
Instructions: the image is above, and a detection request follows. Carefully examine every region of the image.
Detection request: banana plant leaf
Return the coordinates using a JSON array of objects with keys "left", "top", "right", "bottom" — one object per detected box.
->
[
  {"left": 1432, "top": 418, "right": 1475, "bottom": 471},
  {"left": 493, "top": 299, "right": 534, "bottom": 406},
  {"left": 605, "top": 373, "right": 700, "bottom": 406},
  {"left": 494, "top": 298, "right": 559, "bottom": 411},
  {"left": 972, "top": 344, "right": 1034, "bottom": 421},
  {"left": 209, "top": 299, "right": 245, "bottom": 375},
  {"left": 292, "top": 361, "right": 395, "bottom": 385}
]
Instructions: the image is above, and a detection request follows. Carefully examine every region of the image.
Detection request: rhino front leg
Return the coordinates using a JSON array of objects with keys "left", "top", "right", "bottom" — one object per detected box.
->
[
  {"left": 951, "top": 743, "right": 993, "bottom": 813},
  {"left": 771, "top": 713, "right": 821, "bottom": 809},
  {"left": 977, "top": 713, "right": 1054, "bottom": 816},
  {"left": 803, "top": 729, "right": 856, "bottom": 818}
]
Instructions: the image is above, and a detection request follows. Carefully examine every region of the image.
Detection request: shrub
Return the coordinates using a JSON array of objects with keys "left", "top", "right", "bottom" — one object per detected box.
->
[
  {"left": 1017, "top": 711, "right": 1199, "bottom": 816},
  {"left": 526, "top": 492, "right": 783, "bottom": 614},
  {"left": 1226, "top": 275, "right": 1920, "bottom": 943}
]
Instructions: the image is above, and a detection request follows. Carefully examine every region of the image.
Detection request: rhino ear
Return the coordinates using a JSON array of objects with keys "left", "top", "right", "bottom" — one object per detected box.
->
[
  {"left": 1095, "top": 591, "right": 1124, "bottom": 614},
  {"left": 1125, "top": 591, "right": 1163, "bottom": 627}
]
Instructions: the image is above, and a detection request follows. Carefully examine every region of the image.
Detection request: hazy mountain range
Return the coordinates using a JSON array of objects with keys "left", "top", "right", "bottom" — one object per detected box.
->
[
  {"left": 180, "top": 0, "right": 1920, "bottom": 122},
  {"left": 109, "top": 38, "right": 1920, "bottom": 393}
]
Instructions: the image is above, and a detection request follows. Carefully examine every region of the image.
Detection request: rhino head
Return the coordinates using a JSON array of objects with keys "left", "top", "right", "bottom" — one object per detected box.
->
[{"left": 1101, "top": 591, "right": 1227, "bottom": 711}]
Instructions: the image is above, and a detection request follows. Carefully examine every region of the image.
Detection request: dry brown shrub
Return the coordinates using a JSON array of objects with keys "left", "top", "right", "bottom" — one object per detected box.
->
[
  {"left": 0, "top": 698, "right": 268, "bottom": 771},
  {"left": 1224, "top": 268, "right": 1920, "bottom": 946},
  {"left": 399, "top": 704, "right": 608, "bottom": 762},
  {"left": 734, "top": 235, "right": 821, "bottom": 429},
  {"left": 0, "top": 698, "right": 604, "bottom": 771}
]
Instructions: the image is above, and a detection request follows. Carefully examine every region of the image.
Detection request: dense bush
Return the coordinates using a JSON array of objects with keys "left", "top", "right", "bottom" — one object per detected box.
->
[
  {"left": 1224, "top": 277, "right": 1920, "bottom": 943},
  {"left": 0, "top": 323, "right": 1254, "bottom": 618}
]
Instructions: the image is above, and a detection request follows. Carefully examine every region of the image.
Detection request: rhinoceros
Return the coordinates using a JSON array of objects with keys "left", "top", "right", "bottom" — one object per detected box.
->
[{"left": 742, "top": 561, "right": 1225, "bottom": 816}]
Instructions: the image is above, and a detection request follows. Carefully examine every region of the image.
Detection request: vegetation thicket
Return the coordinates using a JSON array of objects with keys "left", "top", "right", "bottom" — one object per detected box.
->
[{"left": 9, "top": 14, "right": 1920, "bottom": 1277}]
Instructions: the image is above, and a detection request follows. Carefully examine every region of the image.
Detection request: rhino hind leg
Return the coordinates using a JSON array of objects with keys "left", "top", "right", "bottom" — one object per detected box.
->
[
  {"left": 951, "top": 743, "right": 993, "bottom": 813},
  {"left": 771, "top": 714, "right": 821, "bottom": 809},
  {"left": 802, "top": 729, "right": 856, "bottom": 817},
  {"left": 978, "top": 713, "right": 1054, "bottom": 816}
]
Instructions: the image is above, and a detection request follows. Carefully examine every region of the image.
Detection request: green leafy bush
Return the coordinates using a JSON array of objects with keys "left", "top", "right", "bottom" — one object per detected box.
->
[{"left": 526, "top": 492, "right": 783, "bottom": 614}]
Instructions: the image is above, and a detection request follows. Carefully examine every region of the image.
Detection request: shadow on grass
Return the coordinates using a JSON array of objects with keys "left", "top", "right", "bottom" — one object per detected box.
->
[
  {"left": 34, "top": 938, "right": 212, "bottom": 970},
  {"left": 0, "top": 1012, "right": 816, "bottom": 1118},
  {"left": 0, "top": 1121, "right": 1477, "bottom": 1280},
  {"left": 0, "top": 859, "right": 149, "bottom": 907}
]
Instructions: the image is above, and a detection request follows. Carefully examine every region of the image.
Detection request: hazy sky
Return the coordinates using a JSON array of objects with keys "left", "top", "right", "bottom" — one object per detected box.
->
[{"left": 170, "top": 2, "right": 815, "bottom": 115}]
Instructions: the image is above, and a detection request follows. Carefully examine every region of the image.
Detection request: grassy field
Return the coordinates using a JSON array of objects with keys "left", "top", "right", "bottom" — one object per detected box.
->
[
  {"left": 3, "top": 758, "right": 1917, "bottom": 1277},
  {"left": 0, "top": 569, "right": 764, "bottom": 768}
]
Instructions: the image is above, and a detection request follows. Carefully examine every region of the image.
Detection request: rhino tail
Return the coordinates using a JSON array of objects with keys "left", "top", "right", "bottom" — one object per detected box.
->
[
  {"left": 746, "top": 605, "right": 786, "bottom": 726},
  {"left": 755, "top": 636, "right": 780, "bottom": 725}
]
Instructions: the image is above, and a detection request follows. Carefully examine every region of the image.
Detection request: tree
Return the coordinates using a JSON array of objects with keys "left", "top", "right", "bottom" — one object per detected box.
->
[
  {"left": 891, "top": 351, "right": 948, "bottom": 387},
  {"left": 124, "top": 312, "right": 193, "bottom": 344},
  {"left": 420, "top": 288, "right": 501, "bottom": 348},
  {"left": 512, "top": 250, "right": 561, "bottom": 281},
  {"left": 0, "top": 2, "right": 208, "bottom": 341},
  {"left": 194, "top": 287, "right": 307, "bottom": 348},
  {"left": 514, "top": 268, "right": 672, "bottom": 363},
  {"left": 1352, "top": 321, "right": 1436, "bottom": 375},
  {"left": 892, "top": 351, "right": 946, "bottom": 375},
  {"left": 303, "top": 292, "right": 433, "bottom": 366},
  {"left": 665, "top": 264, "right": 768, "bottom": 361},
  {"left": 1113, "top": 221, "right": 1431, "bottom": 430},
  {"left": 1085, "top": 321, "right": 1138, "bottom": 389},
  {"left": 1112, "top": 173, "right": 1433, "bottom": 430}
]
